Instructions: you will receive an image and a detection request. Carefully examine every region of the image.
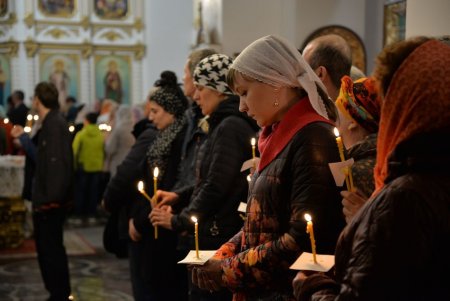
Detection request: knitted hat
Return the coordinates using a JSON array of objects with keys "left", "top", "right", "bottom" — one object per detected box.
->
[
  {"left": 193, "top": 54, "right": 234, "bottom": 95},
  {"left": 335, "top": 76, "right": 381, "bottom": 133},
  {"left": 150, "top": 87, "right": 188, "bottom": 118}
]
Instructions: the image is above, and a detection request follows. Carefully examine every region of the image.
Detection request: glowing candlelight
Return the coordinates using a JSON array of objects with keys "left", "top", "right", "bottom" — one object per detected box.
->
[
  {"left": 304, "top": 213, "right": 317, "bottom": 263},
  {"left": 333, "top": 128, "right": 353, "bottom": 191},
  {"left": 3, "top": 118, "right": 9, "bottom": 124},
  {"left": 246, "top": 175, "right": 251, "bottom": 182},
  {"left": 26, "top": 114, "right": 33, "bottom": 129},
  {"left": 153, "top": 167, "right": 159, "bottom": 195},
  {"left": 191, "top": 216, "right": 200, "bottom": 259},
  {"left": 251, "top": 138, "right": 257, "bottom": 169},
  {"left": 251, "top": 138, "right": 256, "bottom": 159},
  {"left": 69, "top": 125, "right": 75, "bottom": 133},
  {"left": 33, "top": 115, "right": 39, "bottom": 121},
  {"left": 138, "top": 180, "right": 158, "bottom": 239},
  {"left": 137, "top": 181, "right": 152, "bottom": 202}
]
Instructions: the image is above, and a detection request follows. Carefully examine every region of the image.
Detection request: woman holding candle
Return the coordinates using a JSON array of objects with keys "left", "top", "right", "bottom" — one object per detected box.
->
[
  {"left": 126, "top": 71, "right": 189, "bottom": 300},
  {"left": 335, "top": 76, "right": 381, "bottom": 223},
  {"left": 150, "top": 54, "right": 259, "bottom": 300},
  {"left": 190, "top": 35, "right": 345, "bottom": 300},
  {"left": 294, "top": 37, "right": 450, "bottom": 301}
]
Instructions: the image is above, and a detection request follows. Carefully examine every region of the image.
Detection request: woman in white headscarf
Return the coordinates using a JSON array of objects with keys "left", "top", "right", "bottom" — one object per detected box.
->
[{"left": 192, "top": 35, "right": 346, "bottom": 300}]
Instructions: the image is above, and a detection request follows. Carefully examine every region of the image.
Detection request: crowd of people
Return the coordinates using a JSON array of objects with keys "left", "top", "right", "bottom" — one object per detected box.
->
[{"left": 0, "top": 33, "right": 449, "bottom": 301}]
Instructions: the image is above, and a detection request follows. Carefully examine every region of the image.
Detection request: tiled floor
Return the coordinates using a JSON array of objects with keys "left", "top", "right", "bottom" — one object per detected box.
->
[{"left": 0, "top": 226, "right": 133, "bottom": 301}]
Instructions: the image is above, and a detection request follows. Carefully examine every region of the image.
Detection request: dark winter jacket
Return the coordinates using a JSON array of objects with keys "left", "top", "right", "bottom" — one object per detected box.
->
[
  {"left": 32, "top": 110, "right": 73, "bottom": 209},
  {"left": 172, "top": 103, "right": 207, "bottom": 193},
  {"left": 218, "top": 122, "right": 345, "bottom": 300},
  {"left": 296, "top": 132, "right": 450, "bottom": 301},
  {"left": 347, "top": 133, "right": 377, "bottom": 197},
  {"left": 172, "top": 96, "right": 259, "bottom": 249}
]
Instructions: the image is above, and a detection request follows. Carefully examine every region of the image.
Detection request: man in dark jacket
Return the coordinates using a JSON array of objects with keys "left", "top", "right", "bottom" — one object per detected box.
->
[
  {"left": 31, "top": 82, "right": 73, "bottom": 301},
  {"left": 7, "top": 90, "right": 29, "bottom": 127}
]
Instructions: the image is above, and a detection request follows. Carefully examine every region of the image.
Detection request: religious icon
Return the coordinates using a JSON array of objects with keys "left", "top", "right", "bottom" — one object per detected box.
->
[
  {"left": 38, "top": 0, "right": 76, "bottom": 17},
  {"left": 0, "top": 55, "right": 11, "bottom": 107},
  {"left": 94, "top": 0, "right": 128, "bottom": 19},
  {"left": 95, "top": 55, "right": 130, "bottom": 104},
  {"left": 0, "top": 0, "right": 8, "bottom": 18}
]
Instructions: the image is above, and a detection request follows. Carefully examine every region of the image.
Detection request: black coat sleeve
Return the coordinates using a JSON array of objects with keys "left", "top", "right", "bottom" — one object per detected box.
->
[
  {"left": 172, "top": 116, "right": 254, "bottom": 232},
  {"left": 103, "top": 127, "right": 157, "bottom": 212}
]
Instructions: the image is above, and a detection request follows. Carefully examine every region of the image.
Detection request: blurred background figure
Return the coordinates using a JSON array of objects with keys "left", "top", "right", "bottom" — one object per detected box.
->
[
  {"left": 104, "top": 104, "right": 135, "bottom": 178},
  {"left": 72, "top": 112, "right": 105, "bottom": 225}
]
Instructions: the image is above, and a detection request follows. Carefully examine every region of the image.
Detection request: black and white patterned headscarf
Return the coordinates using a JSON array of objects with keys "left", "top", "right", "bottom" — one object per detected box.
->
[
  {"left": 150, "top": 87, "right": 188, "bottom": 119},
  {"left": 193, "top": 54, "right": 234, "bottom": 95}
]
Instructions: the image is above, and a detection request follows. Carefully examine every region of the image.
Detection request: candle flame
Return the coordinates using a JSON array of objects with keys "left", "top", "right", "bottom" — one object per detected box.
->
[
  {"left": 304, "top": 213, "right": 312, "bottom": 222},
  {"left": 24, "top": 126, "right": 31, "bottom": 133},
  {"left": 153, "top": 167, "right": 159, "bottom": 178},
  {"left": 333, "top": 127, "right": 340, "bottom": 137},
  {"left": 137, "top": 181, "right": 144, "bottom": 192},
  {"left": 191, "top": 216, "right": 198, "bottom": 223},
  {"left": 33, "top": 115, "right": 39, "bottom": 121},
  {"left": 3, "top": 118, "right": 9, "bottom": 124},
  {"left": 251, "top": 138, "right": 256, "bottom": 146},
  {"left": 69, "top": 125, "right": 75, "bottom": 132},
  {"left": 246, "top": 175, "right": 251, "bottom": 182},
  {"left": 27, "top": 114, "right": 32, "bottom": 121}
]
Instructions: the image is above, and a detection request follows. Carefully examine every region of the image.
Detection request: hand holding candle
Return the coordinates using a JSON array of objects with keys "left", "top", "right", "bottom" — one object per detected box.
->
[
  {"left": 251, "top": 138, "right": 257, "bottom": 169},
  {"left": 191, "top": 216, "right": 200, "bottom": 259},
  {"left": 304, "top": 213, "right": 317, "bottom": 263},
  {"left": 333, "top": 128, "right": 354, "bottom": 191}
]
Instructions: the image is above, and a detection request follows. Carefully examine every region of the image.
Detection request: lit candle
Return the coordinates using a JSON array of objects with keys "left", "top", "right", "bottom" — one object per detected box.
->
[
  {"left": 191, "top": 216, "right": 200, "bottom": 259},
  {"left": 153, "top": 167, "right": 159, "bottom": 239},
  {"left": 69, "top": 125, "right": 75, "bottom": 133},
  {"left": 3, "top": 118, "right": 9, "bottom": 124},
  {"left": 304, "top": 213, "right": 317, "bottom": 263},
  {"left": 246, "top": 174, "right": 252, "bottom": 182},
  {"left": 251, "top": 138, "right": 257, "bottom": 169},
  {"left": 26, "top": 114, "right": 33, "bottom": 129},
  {"left": 137, "top": 180, "right": 152, "bottom": 202},
  {"left": 153, "top": 167, "right": 159, "bottom": 195},
  {"left": 251, "top": 138, "right": 256, "bottom": 159},
  {"left": 33, "top": 114, "right": 39, "bottom": 121},
  {"left": 333, "top": 128, "right": 353, "bottom": 191},
  {"left": 138, "top": 180, "right": 158, "bottom": 239}
]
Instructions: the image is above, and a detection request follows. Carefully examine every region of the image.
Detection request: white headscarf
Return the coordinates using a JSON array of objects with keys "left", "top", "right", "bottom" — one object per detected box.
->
[{"left": 231, "top": 35, "right": 329, "bottom": 119}]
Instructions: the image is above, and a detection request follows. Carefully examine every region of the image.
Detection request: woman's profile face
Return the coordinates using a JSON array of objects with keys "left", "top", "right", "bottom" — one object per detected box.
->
[
  {"left": 233, "top": 72, "right": 279, "bottom": 127},
  {"left": 193, "top": 85, "right": 224, "bottom": 116},
  {"left": 148, "top": 101, "right": 175, "bottom": 130}
]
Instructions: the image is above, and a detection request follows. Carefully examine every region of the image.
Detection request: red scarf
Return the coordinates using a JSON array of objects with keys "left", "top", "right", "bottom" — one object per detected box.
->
[{"left": 258, "top": 97, "right": 333, "bottom": 172}]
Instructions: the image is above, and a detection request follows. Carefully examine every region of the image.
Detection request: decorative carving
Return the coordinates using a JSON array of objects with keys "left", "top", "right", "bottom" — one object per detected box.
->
[
  {"left": 0, "top": 12, "right": 17, "bottom": 26},
  {"left": 46, "top": 28, "right": 69, "bottom": 39},
  {"left": 1, "top": 40, "right": 19, "bottom": 58},
  {"left": 24, "top": 13, "right": 34, "bottom": 28},
  {"left": 134, "top": 17, "right": 143, "bottom": 32},
  {"left": 24, "top": 38, "right": 39, "bottom": 58},
  {"left": 100, "top": 31, "right": 122, "bottom": 42},
  {"left": 81, "top": 40, "right": 93, "bottom": 59}
]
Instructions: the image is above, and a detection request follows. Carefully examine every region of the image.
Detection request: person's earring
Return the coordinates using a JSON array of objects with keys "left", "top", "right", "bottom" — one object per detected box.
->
[{"left": 273, "top": 87, "right": 280, "bottom": 107}]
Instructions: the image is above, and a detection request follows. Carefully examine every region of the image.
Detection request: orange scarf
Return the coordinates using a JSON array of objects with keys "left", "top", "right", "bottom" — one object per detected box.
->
[{"left": 374, "top": 40, "right": 450, "bottom": 192}]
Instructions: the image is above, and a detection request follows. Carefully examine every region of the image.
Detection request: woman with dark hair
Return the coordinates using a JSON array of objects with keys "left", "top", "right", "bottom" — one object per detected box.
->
[
  {"left": 104, "top": 70, "right": 188, "bottom": 300},
  {"left": 294, "top": 37, "right": 450, "bottom": 301},
  {"left": 150, "top": 54, "right": 259, "bottom": 300}
]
